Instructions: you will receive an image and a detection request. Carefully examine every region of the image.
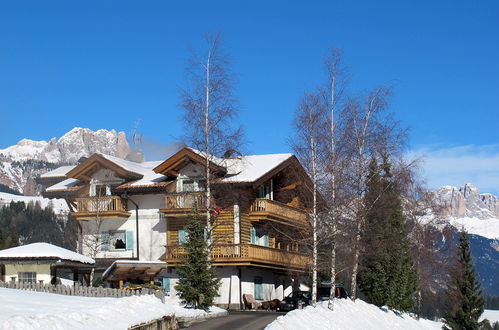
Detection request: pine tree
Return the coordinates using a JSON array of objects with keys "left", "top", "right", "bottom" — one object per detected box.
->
[
  {"left": 174, "top": 212, "right": 220, "bottom": 310},
  {"left": 359, "top": 155, "right": 418, "bottom": 311},
  {"left": 0, "top": 229, "right": 4, "bottom": 249},
  {"left": 445, "top": 230, "right": 485, "bottom": 330}
]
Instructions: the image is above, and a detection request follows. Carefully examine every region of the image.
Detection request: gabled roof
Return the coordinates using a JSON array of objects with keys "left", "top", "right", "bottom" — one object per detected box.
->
[
  {"left": 153, "top": 147, "right": 227, "bottom": 176},
  {"left": 0, "top": 243, "right": 95, "bottom": 264},
  {"left": 66, "top": 153, "right": 145, "bottom": 181}
]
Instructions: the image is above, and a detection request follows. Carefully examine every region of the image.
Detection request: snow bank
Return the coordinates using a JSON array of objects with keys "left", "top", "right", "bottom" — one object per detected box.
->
[
  {"left": 0, "top": 288, "right": 226, "bottom": 330},
  {"left": 482, "top": 309, "right": 499, "bottom": 324},
  {"left": 266, "top": 299, "right": 443, "bottom": 330}
]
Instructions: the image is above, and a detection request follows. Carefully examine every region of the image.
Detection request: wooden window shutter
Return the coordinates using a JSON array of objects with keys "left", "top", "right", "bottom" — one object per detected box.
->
[
  {"left": 125, "top": 231, "right": 134, "bottom": 250},
  {"left": 101, "top": 232, "right": 110, "bottom": 251}
]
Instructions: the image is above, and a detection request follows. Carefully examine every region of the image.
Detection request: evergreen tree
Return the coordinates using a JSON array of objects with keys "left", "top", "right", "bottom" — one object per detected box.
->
[
  {"left": 0, "top": 228, "right": 4, "bottom": 249},
  {"left": 445, "top": 230, "right": 485, "bottom": 330},
  {"left": 175, "top": 212, "right": 220, "bottom": 310},
  {"left": 359, "top": 155, "right": 418, "bottom": 311}
]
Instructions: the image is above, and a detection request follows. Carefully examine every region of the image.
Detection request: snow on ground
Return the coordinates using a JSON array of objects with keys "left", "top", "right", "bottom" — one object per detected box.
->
[
  {"left": 482, "top": 309, "right": 499, "bottom": 324},
  {"left": 447, "top": 216, "right": 499, "bottom": 240},
  {"left": 0, "top": 288, "right": 226, "bottom": 330},
  {"left": 266, "top": 299, "right": 443, "bottom": 330},
  {"left": 0, "top": 192, "right": 68, "bottom": 215}
]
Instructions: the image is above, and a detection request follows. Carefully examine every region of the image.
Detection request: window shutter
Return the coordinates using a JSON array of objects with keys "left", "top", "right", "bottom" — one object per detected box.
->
[
  {"left": 179, "top": 229, "right": 187, "bottom": 244},
  {"left": 250, "top": 227, "right": 256, "bottom": 244},
  {"left": 254, "top": 276, "right": 263, "bottom": 300},
  {"left": 101, "top": 232, "right": 110, "bottom": 251},
  {"left": 162, "top": 277, "right": 170, "bottom": 292},
  {"left": 90, "top": 184, "right": 96, "bottom": 197},
  {"left": 125, "top": 231, "right": 134, "bottom": 250}
]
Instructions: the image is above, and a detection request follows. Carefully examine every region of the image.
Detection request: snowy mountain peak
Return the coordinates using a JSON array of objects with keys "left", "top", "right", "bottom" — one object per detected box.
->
[{"left": 0, "top": 127, "right": 131, "bottom": 194}]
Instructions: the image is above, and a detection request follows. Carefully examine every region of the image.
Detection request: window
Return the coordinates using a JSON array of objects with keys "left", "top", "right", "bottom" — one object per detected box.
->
[
  {"left": 250, "top": 227, "right": 269, "bottom": 247},
  {"left": 101, "top": 231, "right": 134, "bottom": 251},
  {"left": 258, "top": 179, "right": 273, "bottom": 200},
  {"left": 18, "top": 272, "right": 36, "bottom": 283},
  {"left": 177, "top": 177, "right": 206, "bottom": 193},
  {"left": 90, "top": 184, "right": 111, "bottom": 197}
]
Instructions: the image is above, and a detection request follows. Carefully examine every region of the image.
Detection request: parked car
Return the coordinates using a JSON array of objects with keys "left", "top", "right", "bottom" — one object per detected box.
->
[
  {"left": 317, "top": 285, "right": 349, "bottom": 300},
  {"left": 279, "top": 291, "right": 312, "bottom": 311}
]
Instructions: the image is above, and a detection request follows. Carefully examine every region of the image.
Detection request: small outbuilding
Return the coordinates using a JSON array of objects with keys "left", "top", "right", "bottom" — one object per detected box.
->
[{"left": 0, "top": 242, "right": 95, "bottom": 285}]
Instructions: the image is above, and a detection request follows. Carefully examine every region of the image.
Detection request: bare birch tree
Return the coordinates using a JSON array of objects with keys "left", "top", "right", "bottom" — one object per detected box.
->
[
  {"left": 340, "top": 87, "right": 407, "bottom": 299},
  {"left": 321, "top": 48, "right": 349, "bottom": 309},
  {"left": 292, "top": 91, "right": 327, "bottom": 306},
  {"left": 180, "top": 32, "right": 244, "bottom": 248}
]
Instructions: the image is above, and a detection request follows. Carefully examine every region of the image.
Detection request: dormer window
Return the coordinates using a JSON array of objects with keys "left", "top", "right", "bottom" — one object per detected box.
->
[
  {"left": 177, "top": 177, "right": 206, "bottom": 193},
  {"left": 90, "top": 183, "right": 111, "bottom": 197}
]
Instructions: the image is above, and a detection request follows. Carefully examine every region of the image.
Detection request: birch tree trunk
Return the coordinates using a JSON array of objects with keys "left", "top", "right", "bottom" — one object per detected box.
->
[
  {"left": 205, "top": 49, "right": 212, "bottom": 249},
  {"left": 311, "top": 135, "right": 318, "bottom": 306},
  {"left": 328, "top": 75, "right": 337, "bottom": 309}
]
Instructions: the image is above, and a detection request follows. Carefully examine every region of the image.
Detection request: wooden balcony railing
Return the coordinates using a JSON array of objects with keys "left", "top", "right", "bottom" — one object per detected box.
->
[
  {"left": 161, "top": 192, "right": 207, "bottom": 215},
  {"left": 165, "top": 243, "right": 310, "bottom": 272},
  {"left": 72, "top": 196, "right": 131, "bottom": 220},
  {"left": 249, "top": 198, "right": 309, "bottom": 227}
]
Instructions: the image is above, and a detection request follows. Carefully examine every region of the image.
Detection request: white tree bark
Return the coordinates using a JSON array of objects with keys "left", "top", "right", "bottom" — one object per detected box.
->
[
  {"left": 328, "top": 75, "right": 337, "bottom": 310},
  {"left": 205, "top": 48, "right": 212, "bottom": 249},
  {"left": 311, "top": 135, "right": 318, "bottom": 306}
]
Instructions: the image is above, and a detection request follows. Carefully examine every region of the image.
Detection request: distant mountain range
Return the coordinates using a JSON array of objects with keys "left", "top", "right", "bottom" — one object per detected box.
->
[
  {"left": 435, "top": 183, "right": 499, "bottom": 296},
  {"left": 0, "top": 128, "right": 131, "bottom": 195}
]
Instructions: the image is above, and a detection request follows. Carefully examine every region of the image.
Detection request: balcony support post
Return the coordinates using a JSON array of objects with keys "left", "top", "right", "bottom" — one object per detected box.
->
[{"left": 123, "top": 193, "right": 140, "bottom": 260}]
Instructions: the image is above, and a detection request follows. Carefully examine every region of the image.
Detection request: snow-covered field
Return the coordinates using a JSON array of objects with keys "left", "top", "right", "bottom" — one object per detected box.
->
[
  {"left": 266, "top": 299, "right": 443, "bottom": 330},
  {"left": 482, "top": 309, "right": 499, "bottom": 324},
  {"left": 0, "top": 192, "right": 68, "bottom": 215},
  {"left": 447, "top": 216, "right": 499, "bottom": 240},
  {"left": 0, "top": 288, "right": 226, "bottom": 330}
]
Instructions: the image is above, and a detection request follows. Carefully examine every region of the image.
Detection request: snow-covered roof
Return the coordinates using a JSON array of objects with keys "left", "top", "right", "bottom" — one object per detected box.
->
[
  {"left": 39, "top": 165, "right": 75, "bottom": 179},
  {"left": 45, "top": 178, "right": 81, "bottom": 192},
  {"left": 221, "top": 153, "right": 294, "bottom": 183},
  {"left": 45, "top": 150, "right": 297, "bottom": 193},
  {"left": 0, "top": 243, "right": 95, "bottom": 264},
  {"left": 95, "top": 154, "right": 167, "bottom": 186}
]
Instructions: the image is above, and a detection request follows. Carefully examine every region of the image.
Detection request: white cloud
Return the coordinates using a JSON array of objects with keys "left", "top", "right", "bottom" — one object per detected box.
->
[{"left": 407, "top": 144, "right": 499, "bottom": 195}]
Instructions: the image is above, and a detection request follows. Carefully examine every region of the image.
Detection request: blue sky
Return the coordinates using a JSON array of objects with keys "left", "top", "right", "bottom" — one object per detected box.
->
[{"left": 1, "top": 1, "right": 498, "bottom": 192}]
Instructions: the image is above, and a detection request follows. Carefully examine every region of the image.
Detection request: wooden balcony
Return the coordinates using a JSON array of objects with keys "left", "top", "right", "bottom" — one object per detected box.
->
[
  {"left": 165, "top": 244, "right": 310, "bottom": 272},
  {"left": 160, "top": 192, "right": 207, "bottom": 217},
  {"left": 72, "top": 196, "right": 131, "bottom": 220},
  {"left": 249, "top": 198, "right": 309, "bottom": 227}
]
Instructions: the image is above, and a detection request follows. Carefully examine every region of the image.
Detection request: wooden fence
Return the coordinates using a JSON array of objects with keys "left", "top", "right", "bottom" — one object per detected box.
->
[{"left": 0, "top": 280, "right": 165, "bottom": 302}]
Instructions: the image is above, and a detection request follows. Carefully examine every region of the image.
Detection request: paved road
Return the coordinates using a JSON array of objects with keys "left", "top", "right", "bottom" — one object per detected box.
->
[{"left": 185, "top": 311, "right": 284, "bottom": 330}]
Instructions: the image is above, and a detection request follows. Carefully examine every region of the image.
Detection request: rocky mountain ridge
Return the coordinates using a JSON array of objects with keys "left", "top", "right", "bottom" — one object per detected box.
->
[
  {"left": 0, "top": 128, "right": 131, "bottom": 194},
  {"left": 435, "top": 183, "right": 499, "bottom": 219}
]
